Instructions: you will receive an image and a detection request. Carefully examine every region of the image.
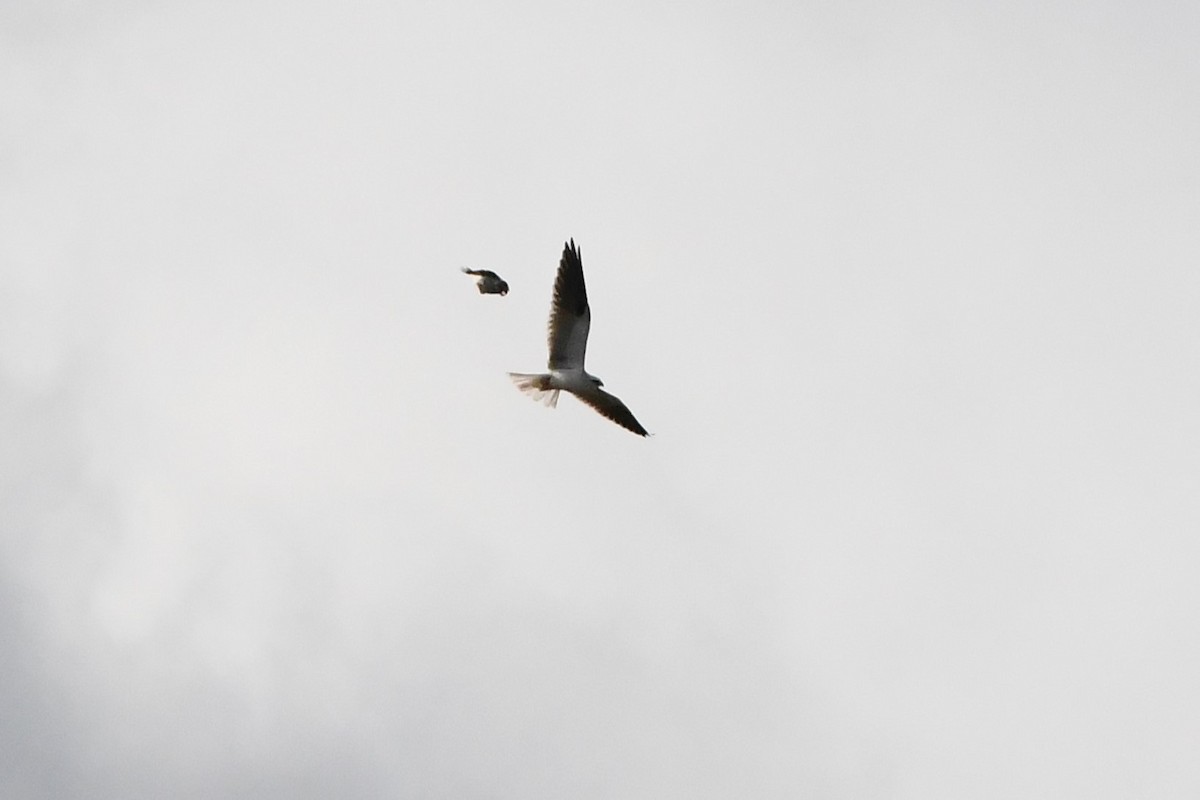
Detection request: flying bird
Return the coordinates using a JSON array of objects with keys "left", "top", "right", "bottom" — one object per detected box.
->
[
  {"left": 509, "top": 239, "right": 649, "bottom": 437},
  {"left": 461, "top": 268, "right": 509, "bottom": 296}
]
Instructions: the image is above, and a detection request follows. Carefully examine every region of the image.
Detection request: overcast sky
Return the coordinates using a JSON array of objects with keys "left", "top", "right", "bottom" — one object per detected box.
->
[{"left": 3, "top": 0, "right": 1199, "bottom": 797}]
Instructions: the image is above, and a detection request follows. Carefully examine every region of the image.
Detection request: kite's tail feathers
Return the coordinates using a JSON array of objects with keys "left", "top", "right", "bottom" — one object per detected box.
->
[{"left": 508, "top": 373, "right": 560, "bottom": 408}]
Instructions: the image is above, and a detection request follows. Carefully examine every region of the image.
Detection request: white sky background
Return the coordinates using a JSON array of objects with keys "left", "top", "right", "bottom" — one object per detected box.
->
[{"left": 3, "top": 0, "right": 1199, "bottom": 797}]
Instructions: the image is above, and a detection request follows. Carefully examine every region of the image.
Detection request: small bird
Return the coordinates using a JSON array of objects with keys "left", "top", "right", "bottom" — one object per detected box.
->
[
  {"left": 509, "top": 239, "right": 649, "bottom": 437},
  {"left": 462, "top": 268, "right": 509, "bottom": 296}
]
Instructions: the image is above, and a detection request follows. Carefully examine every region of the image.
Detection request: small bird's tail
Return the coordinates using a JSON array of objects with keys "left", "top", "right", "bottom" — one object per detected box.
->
[{"left": 508, "top": 373, "right": 560, "bottom": 408}]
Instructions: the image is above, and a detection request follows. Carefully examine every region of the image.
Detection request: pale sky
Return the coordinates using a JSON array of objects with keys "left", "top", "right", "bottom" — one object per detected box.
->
[{"left": 3, "top": 1, "right": 1199, "bottom": 797}]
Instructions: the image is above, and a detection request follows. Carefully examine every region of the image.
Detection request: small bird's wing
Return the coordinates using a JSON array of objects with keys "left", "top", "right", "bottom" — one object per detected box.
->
[
  {"left": 575, "top": 385, "right": 649, "bottom": 437},
  {"left": 547, "top": 239, "right": 590, "bottom": 369},
  {"left": 462, "top": 268, "right": 500, "bottom": 279}
]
